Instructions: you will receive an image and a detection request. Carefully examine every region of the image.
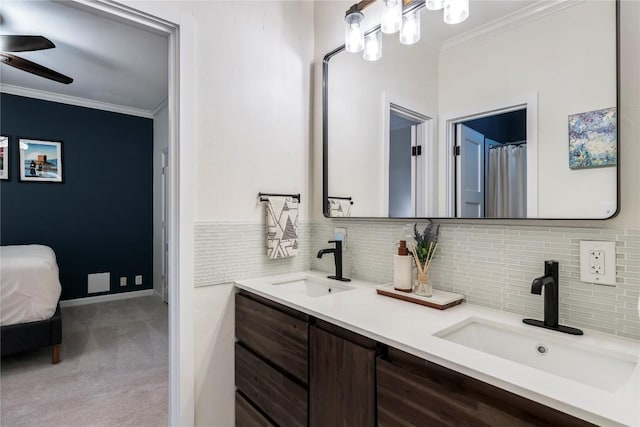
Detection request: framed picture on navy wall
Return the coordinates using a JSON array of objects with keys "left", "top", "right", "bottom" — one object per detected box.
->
[
  {"left": 18, "top": 138, "right": 63, "bottom": 183},
  {"left": 0, "top": 136, "right": 8, "bottom": 181}
]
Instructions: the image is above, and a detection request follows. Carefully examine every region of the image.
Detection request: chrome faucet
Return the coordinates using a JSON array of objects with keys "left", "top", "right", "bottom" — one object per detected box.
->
[
  {"left": 317, "top": 240, "right": 350, "bottom": 282},
  {"left": 523, "top": 261, "right": 583, "bottom": 335}
]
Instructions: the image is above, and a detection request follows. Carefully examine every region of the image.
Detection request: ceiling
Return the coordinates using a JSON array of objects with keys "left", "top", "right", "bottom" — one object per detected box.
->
[{"left": 0, "top": 1, "right": 168, "bottom": 114}]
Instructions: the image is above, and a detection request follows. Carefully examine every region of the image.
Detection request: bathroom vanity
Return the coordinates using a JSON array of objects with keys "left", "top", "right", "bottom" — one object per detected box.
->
[{"left": 234, "top": 272, "right": 639, "bottom": 427}]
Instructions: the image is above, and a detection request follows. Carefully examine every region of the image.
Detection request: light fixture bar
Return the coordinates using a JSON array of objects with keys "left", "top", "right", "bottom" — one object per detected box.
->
[{"left": 346, "top": 0, "right": 422, "bottom": 15}]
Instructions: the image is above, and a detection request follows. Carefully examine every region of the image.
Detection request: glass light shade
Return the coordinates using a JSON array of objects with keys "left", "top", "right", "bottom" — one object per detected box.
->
[
  {"left": 381, "top": 0, "right": 402, "bottom": 34},
  {"left": 344, "top": 11, "right": 365, "bottom": 53},
  {"left": 444, "top": 0, "right": 469, "bottom": 24},
  {"left": 363, "top": 31, "right": 382, "bottom": 61},
  {"left": 426, "top": 0, "right": 448, "bottom": 10},
  {"left": 399, "top": 10, "right": 421, "bottom": 45}
]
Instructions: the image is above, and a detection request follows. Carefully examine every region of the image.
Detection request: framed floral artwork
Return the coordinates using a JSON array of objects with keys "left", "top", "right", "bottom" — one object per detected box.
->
[{"left": 568, "top": 107, "right": 617, "bottom": 169}]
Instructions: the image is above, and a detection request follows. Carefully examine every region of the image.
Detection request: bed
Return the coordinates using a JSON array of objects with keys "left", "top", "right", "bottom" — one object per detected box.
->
[{"left": 1, "top": 244, "right": 63, "bottom": 364}]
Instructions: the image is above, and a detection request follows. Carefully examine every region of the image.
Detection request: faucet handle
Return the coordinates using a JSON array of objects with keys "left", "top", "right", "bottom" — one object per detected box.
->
[{"left": 328, "top": 240, "right": 342, "bottom": 248}]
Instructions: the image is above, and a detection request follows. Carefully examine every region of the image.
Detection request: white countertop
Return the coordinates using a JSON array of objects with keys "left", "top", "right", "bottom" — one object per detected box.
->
[{"left": 235, "top": 271, "right": 640, "bottom": 427}]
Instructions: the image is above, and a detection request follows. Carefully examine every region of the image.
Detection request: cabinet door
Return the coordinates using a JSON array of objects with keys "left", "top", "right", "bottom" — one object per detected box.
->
[
  {"left": 309, "top": 325, "right": 376, "bottom": 427},
  {"left": 236, "top": 392, "right": 275, "bottom": 427},
  {"left": 377, "top": 348, "right": 597, "bottom": 427},
  {"left": 235, "top": 343, "right": 308, "bottom": 427},
  {"left": 236, "top": 293, "right": 309, "bottom": 384}
]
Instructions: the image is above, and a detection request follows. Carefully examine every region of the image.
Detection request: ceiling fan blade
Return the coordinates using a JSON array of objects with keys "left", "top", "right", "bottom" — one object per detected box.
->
[
  {"left": 0, "top": 53, "right": 73, "bottom": 84},
  {"left": 0, "top": 35, "right": 55, "bottom": 52}
]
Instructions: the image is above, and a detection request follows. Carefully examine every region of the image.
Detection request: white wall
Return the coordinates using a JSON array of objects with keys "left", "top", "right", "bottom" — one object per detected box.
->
[
  {"left": 438, "top": 1, "right": 617, "bottom": 218},
  {"left": 153, "top": 102, "right": 169, "bottom": 298},
  {"left": 192, "top": 1, "right": 314, "bottom": 222}
]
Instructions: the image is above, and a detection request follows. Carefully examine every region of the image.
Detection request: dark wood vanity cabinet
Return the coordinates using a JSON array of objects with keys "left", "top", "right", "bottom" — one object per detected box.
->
[
  {"left": 309, "top": 321, "right": 377, "bottom": 427},
  {"left": 235, "top": 292, "right": 309, "bottom": 384},
  {"left": 235, "top": 291, "right": 309, "bottom": 427},
  {"left": 377, "top": 347, "right": 596, "bottom": 427},
  {"left": 235, "top": 290, "right": 596, "bottom": 427}
]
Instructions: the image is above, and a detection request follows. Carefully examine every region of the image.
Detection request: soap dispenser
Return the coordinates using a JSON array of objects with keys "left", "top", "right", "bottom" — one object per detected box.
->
[{"left": 393, "top": 240, "right": 413, "bottom": 292}]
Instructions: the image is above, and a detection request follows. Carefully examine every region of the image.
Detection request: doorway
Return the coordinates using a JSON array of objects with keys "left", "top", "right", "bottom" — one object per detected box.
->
[
  {"left": 384, "top": 104, "right": 433, "bottom": 217},
  {"left": 456, "top": 109, "right": 528, "bottom": 218},
  {"left": 67, "top": 1, "right": 187, "bottom": 424},
  {"left": 440, "top": 96, "right": 538, "bottom": 218}
]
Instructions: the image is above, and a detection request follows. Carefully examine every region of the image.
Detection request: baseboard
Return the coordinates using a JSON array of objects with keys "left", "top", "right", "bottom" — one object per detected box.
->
[{"left": 60, "top": 289, "right": 156, "bottom": 307}]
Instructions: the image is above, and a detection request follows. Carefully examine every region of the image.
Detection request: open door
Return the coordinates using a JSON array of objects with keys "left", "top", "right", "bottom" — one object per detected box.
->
[
  {"left": 456, "top": 124, "right": 485, "bottom": 218},
  {"left": 161, "top": 149, "right": 169, "bottom": 304}
]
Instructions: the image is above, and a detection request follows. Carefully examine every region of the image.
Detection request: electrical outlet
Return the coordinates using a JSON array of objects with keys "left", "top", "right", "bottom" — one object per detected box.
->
[
  {"left": 580, "top": 241, "right": 616, "bottom": 286},
  {"left": 135, "top": 275, "right": 143, "bottom": 285},
  {"left": 589, "top": 250, "right": 605, "bottom": 275},
  {"left": 120, "top": 276, "right": 127, "bottom": 287}
]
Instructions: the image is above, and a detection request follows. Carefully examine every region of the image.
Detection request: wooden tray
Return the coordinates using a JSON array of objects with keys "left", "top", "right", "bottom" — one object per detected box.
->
[{"left": 376, "top": 284, "right": 464, "bottom": 310}]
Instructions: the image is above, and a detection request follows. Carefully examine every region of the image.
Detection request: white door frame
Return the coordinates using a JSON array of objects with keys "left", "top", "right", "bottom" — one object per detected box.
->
[
  {"left": 70, "top": 1, "right": 195, "bottom": 425},
  {"left": 381, "top": 93, "right": 435, "bottom": 217},
  {"left": 438, "top": 94, "right": 539, "bottom": 218}
]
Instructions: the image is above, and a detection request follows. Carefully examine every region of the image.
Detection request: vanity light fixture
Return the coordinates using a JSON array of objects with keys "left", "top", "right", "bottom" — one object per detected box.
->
[
  {"left": 444, "top": 0, "right": 469, "bottom": 24},
  {"left": 343, "top": 0, "right": 468, "bottom": 59},
  {"left": 363, "top": 30, "right": 383, "bottom": 61},
  {"left": 425, "top": 0, "right": 448, "bottom": 10},
  {"left": 344, "top": 8, "right": 365, "bottom": 53},
  {"left": 399, "top": 9, "right": 421, "bottom": 45},
  {"left": 381, "top": 0, "right": 403, "bottom": 34}
]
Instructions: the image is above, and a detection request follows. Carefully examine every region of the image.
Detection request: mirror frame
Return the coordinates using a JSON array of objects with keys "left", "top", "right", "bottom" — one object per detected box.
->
[{"left": 322, "top": 0, "right": 620, "bottom": 220}]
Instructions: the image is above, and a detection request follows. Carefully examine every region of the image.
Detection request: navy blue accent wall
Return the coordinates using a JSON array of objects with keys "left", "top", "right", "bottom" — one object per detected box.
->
[
  {"left": 464, "top": 109, "right": 526, "bottom": 143},
  {"left": 0, "top": 93, "right": 153, "bottom": 300}
]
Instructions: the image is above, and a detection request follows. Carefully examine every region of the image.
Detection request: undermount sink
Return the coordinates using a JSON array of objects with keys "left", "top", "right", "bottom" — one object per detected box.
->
[
  {"left": 435, "top": 318, "right": 638, "bottom": 392},
  {"left": 271, "top": 275, "right": 354, "bottom": 298}
]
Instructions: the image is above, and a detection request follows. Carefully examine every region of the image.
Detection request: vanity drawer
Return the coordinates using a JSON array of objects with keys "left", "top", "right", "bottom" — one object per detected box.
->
[
  {"left": 236, "top": 391, "right": 275, "bottom": 427},
  {"left": 235, "top": 343, "right": 308, "bottom": 427},
  {"left": 235, "top": 292, "right": 309, "bottom": 384},
  {"left": 377, "top": 348, "right": 596, "bottom": 427}
]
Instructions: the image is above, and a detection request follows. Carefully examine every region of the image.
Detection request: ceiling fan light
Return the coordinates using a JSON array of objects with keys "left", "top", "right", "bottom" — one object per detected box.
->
[
  {"left": 426, "top": 0, "right": 448, "bottom": 11},
  {"left": 400, "top": 9, "right": 421, "bottom": 45},
  {"left": 444, "top": 0, "right": 469, "bottom": 25},
  {"left": 381, "top": 0, "right": 402, "bottom": 34},
  {"left": 345, "top": 10, "right": 365, "bottom": 53},
  {"left": 363, "top": 31, "right": 382, "bottom": 61}
]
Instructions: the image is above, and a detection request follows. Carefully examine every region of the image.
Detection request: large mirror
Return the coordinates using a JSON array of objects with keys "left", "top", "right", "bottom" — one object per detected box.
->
[{"left": 324, "top": 0, "right": 618, "bottom": 219}]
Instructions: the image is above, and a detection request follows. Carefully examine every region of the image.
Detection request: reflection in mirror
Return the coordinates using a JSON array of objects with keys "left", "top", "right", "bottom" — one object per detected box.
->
[{"left": 324, "top": 0, "right": 617, "bottom": 219}]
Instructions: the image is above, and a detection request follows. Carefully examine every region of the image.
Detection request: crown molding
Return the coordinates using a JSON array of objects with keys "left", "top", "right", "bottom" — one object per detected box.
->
[
  {"left": 151, "top": 96, "right": 168, "bottom": 116},
  {"left": 0, "top": 83, "right": 154, "bottom": 118},
  {"left": 441, "top": 0, "right": 583, "bottom": 52}
]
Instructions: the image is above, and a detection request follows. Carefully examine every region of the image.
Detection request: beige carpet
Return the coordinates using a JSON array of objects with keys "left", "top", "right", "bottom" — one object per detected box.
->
[{"left": 1, "top": 295, "right": 168, "bottom": 427}]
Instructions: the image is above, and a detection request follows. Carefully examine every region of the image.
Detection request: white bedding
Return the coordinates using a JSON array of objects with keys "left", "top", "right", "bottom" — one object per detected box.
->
[{"left": 1, "top": 245, "right": 62, "bottom": 327}]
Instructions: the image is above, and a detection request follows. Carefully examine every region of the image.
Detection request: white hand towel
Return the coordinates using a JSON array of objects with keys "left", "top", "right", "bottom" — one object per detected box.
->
[
  {"left": 265, "top": 196, "right": 299, "bottom": 259},
  {"left": 328, "top": 198, "right": 352, "bottom": 217}
]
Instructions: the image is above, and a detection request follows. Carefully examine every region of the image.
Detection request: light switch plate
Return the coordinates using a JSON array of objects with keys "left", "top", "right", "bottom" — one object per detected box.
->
[
  {"left": 334, "top": 227, "right": 347, "bottom": 251},
  {"left": 135, "top": 275, "right": 143, "bottom": 285},
  {"left": 580, "top": 241, "right": 616, "bottom": 286}
]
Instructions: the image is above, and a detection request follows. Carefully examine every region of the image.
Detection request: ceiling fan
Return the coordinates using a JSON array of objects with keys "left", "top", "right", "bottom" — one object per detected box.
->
[{"left": 0, "top": 35, "right": 73, "bottom": 84}]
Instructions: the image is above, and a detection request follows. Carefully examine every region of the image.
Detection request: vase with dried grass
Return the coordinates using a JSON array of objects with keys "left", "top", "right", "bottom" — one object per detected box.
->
[{"left": 408, "top": 222, "right": 439, "bottom": 297}]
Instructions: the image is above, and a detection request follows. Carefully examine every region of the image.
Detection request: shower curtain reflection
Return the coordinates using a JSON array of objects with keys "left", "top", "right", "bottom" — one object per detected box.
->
[{"left": 487, "top": 144, "right": 527, "bottom": 218}]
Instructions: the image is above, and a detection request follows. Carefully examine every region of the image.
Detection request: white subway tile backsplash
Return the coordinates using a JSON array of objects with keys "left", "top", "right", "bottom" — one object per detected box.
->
[
  {"left": 310, "top": 220, "right": 640, "bottom": 340},
  {"left": 192, "top": 218, "right": 639, "bottom": 339},
  {"left": 194, "top": 221, "right": 311, "bottom": 286}
]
